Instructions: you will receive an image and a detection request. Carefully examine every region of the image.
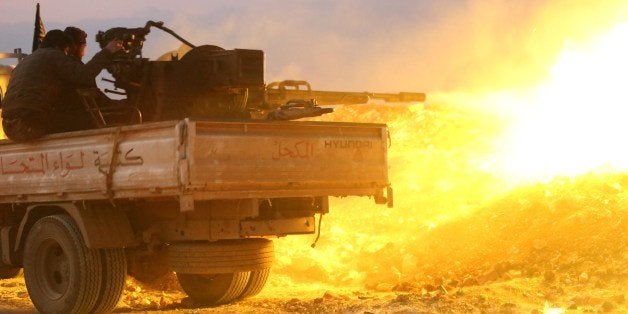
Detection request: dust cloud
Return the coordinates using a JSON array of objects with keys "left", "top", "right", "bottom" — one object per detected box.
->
[{"left": 263, "top": 1, "right": 628, "bottom": 312}]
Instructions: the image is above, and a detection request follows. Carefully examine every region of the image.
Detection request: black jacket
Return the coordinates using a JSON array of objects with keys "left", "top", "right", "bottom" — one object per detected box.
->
[{"left": 1, "top": 47, "right": 113, "bottom": 116}]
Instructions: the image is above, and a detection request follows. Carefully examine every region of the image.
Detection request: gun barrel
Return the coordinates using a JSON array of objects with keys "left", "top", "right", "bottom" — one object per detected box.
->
[
  {"left": 265, "top": 80, "right": 426, "bottom": 106},
  {"left": 370, "top": 92, "right": 426, "bottom": 103}
]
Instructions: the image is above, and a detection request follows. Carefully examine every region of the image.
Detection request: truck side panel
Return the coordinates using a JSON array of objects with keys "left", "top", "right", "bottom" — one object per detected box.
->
[
  {"left": 0, "top": 122, "right": 182, "bottom": 202},
  {"left": 187, "top": 121, "right": 389, "bottom": 197},
  {"left": 0, "top": 120, "right": 389, "bottom": 203}
]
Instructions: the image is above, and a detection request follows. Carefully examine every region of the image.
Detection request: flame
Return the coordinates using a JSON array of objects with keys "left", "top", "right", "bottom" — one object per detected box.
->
[
  {"left": 500, "top": 23, "right": 628, "bottom": 181},
  {"left": 270, "top": 100, "right": 510, "bottom": 288},
  {"left": 270, "top": 20, "right": 628, "bottom": 299}
]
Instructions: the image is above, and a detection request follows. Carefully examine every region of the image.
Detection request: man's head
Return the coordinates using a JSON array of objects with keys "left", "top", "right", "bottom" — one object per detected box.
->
[
  {"left": 40, "top": 30, "right": 73, "bottom": 54},
  {"left": 64, "top": 26, "right": 88, "bottom": 60}
]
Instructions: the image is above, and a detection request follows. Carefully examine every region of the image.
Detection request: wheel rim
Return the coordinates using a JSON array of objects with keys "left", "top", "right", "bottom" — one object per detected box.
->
[{"left": 34, "top": 238, "right": 70, "bottom": 300}]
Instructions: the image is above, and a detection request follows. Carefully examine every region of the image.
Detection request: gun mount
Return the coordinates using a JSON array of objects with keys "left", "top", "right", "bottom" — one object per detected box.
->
[{"left": 92, "top": 21, "right": 426, "bottom": 124}]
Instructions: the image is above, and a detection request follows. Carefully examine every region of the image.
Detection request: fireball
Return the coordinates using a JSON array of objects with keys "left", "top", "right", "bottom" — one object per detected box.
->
[{"left": 501, "top": 23, "right": 628, "bottom": 181}]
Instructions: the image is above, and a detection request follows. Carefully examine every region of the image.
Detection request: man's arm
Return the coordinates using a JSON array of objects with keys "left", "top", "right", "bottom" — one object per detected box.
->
[{"left": 52, "top": 40, "right": 123, "bottom": 87}]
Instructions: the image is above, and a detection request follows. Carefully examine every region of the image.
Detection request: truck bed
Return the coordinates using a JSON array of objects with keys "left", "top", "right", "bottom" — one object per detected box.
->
[{"left": 0, "top": 119, "right": 389, "bottom": 203}]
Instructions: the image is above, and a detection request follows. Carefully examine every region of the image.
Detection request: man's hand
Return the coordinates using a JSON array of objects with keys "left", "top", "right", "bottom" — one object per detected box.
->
[{"left": 104, "top": 39, "right": 125, "bottom": 53}]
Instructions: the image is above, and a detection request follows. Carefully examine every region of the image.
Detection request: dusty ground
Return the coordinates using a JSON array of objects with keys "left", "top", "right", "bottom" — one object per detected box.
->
[{"left": 0, "top": 103, "right": 626, "bottom": 313}]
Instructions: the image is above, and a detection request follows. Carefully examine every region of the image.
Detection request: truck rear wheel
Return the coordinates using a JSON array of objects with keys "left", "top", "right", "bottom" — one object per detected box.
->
[
  {"left": 0, "top": 266, "right": 21, "bottom": 279},
  {"left": 168, "top": 239, "right": 274, "bottom": 274},
  {"left": 176, "top": 272, "right": 250, "bottom": 304},
  {"left": 239, "top": 268, "right": 270, "bottom": 299},
  {"left": 23, "top": 215, "right": 101, "bottom": 313},
  {"left": 91, "top": 248, "right": 127, "bottom": 313}
]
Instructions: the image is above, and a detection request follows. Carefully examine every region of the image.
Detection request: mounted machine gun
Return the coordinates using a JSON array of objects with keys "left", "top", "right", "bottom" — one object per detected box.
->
[{"left": 93, "top": 21, "right": 426, "bottom": 124}]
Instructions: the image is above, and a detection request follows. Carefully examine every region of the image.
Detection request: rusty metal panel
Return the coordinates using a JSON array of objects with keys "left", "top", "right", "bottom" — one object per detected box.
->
[
  {"left": 209, "top": 219, "right": 240, "bottom": 239},
  {"left": 0, "top": 121, "right": 182, "bottom": 201},
  {"left": 163, "top": 217, "right": 315, "bottom": 241},
  {"left": 188, "top": 120, "right": 389, "bottom": 196},
  {"left": 240, "top": 217, "right": 315, "bottom": 237},
  {"left": 163, "top": 219, "right": 211, "bottom": 242}
]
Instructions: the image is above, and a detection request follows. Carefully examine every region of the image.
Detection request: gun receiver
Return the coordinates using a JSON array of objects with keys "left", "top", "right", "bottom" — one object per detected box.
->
[{"left": 265, "top": 80, "right": 426, "bottom": 107}]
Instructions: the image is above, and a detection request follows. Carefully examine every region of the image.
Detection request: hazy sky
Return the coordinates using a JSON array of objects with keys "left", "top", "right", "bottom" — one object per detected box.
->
[{"left": 1, "top": 1, "right": 627, "bottom": 93}]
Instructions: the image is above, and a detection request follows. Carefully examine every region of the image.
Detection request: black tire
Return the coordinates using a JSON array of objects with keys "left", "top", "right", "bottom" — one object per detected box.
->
[
  {"left": 91, "top": 248, "right": 127, "bottom": 313},
  {"left": 0, "top": 266, "right": 21, "bottom": 279},
  {"left": 239, "top": 268, "right": 270, "bottom": 299},
  {"left": 23, "top": 215, "right": 102, "bottom": 313},
  {"left": 169, "top": 239, "right": 274, "bottom": 274},
  {"left": 176, "top": 272, "right": 250, "bottom": 305}
]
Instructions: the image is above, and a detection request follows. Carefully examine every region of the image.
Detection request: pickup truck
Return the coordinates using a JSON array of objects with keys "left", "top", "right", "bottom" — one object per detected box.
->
[
  {"left": 0, "top": 18, "right": 417, "bottom": 311},
  {"left": 0, "top": 118, "right": 391, "bottom": 312}
]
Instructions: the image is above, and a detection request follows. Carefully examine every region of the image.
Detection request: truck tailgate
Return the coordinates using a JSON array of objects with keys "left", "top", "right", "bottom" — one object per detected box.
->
[{"left": 186, "top": 120, "right": 389, "bottom": 198}]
